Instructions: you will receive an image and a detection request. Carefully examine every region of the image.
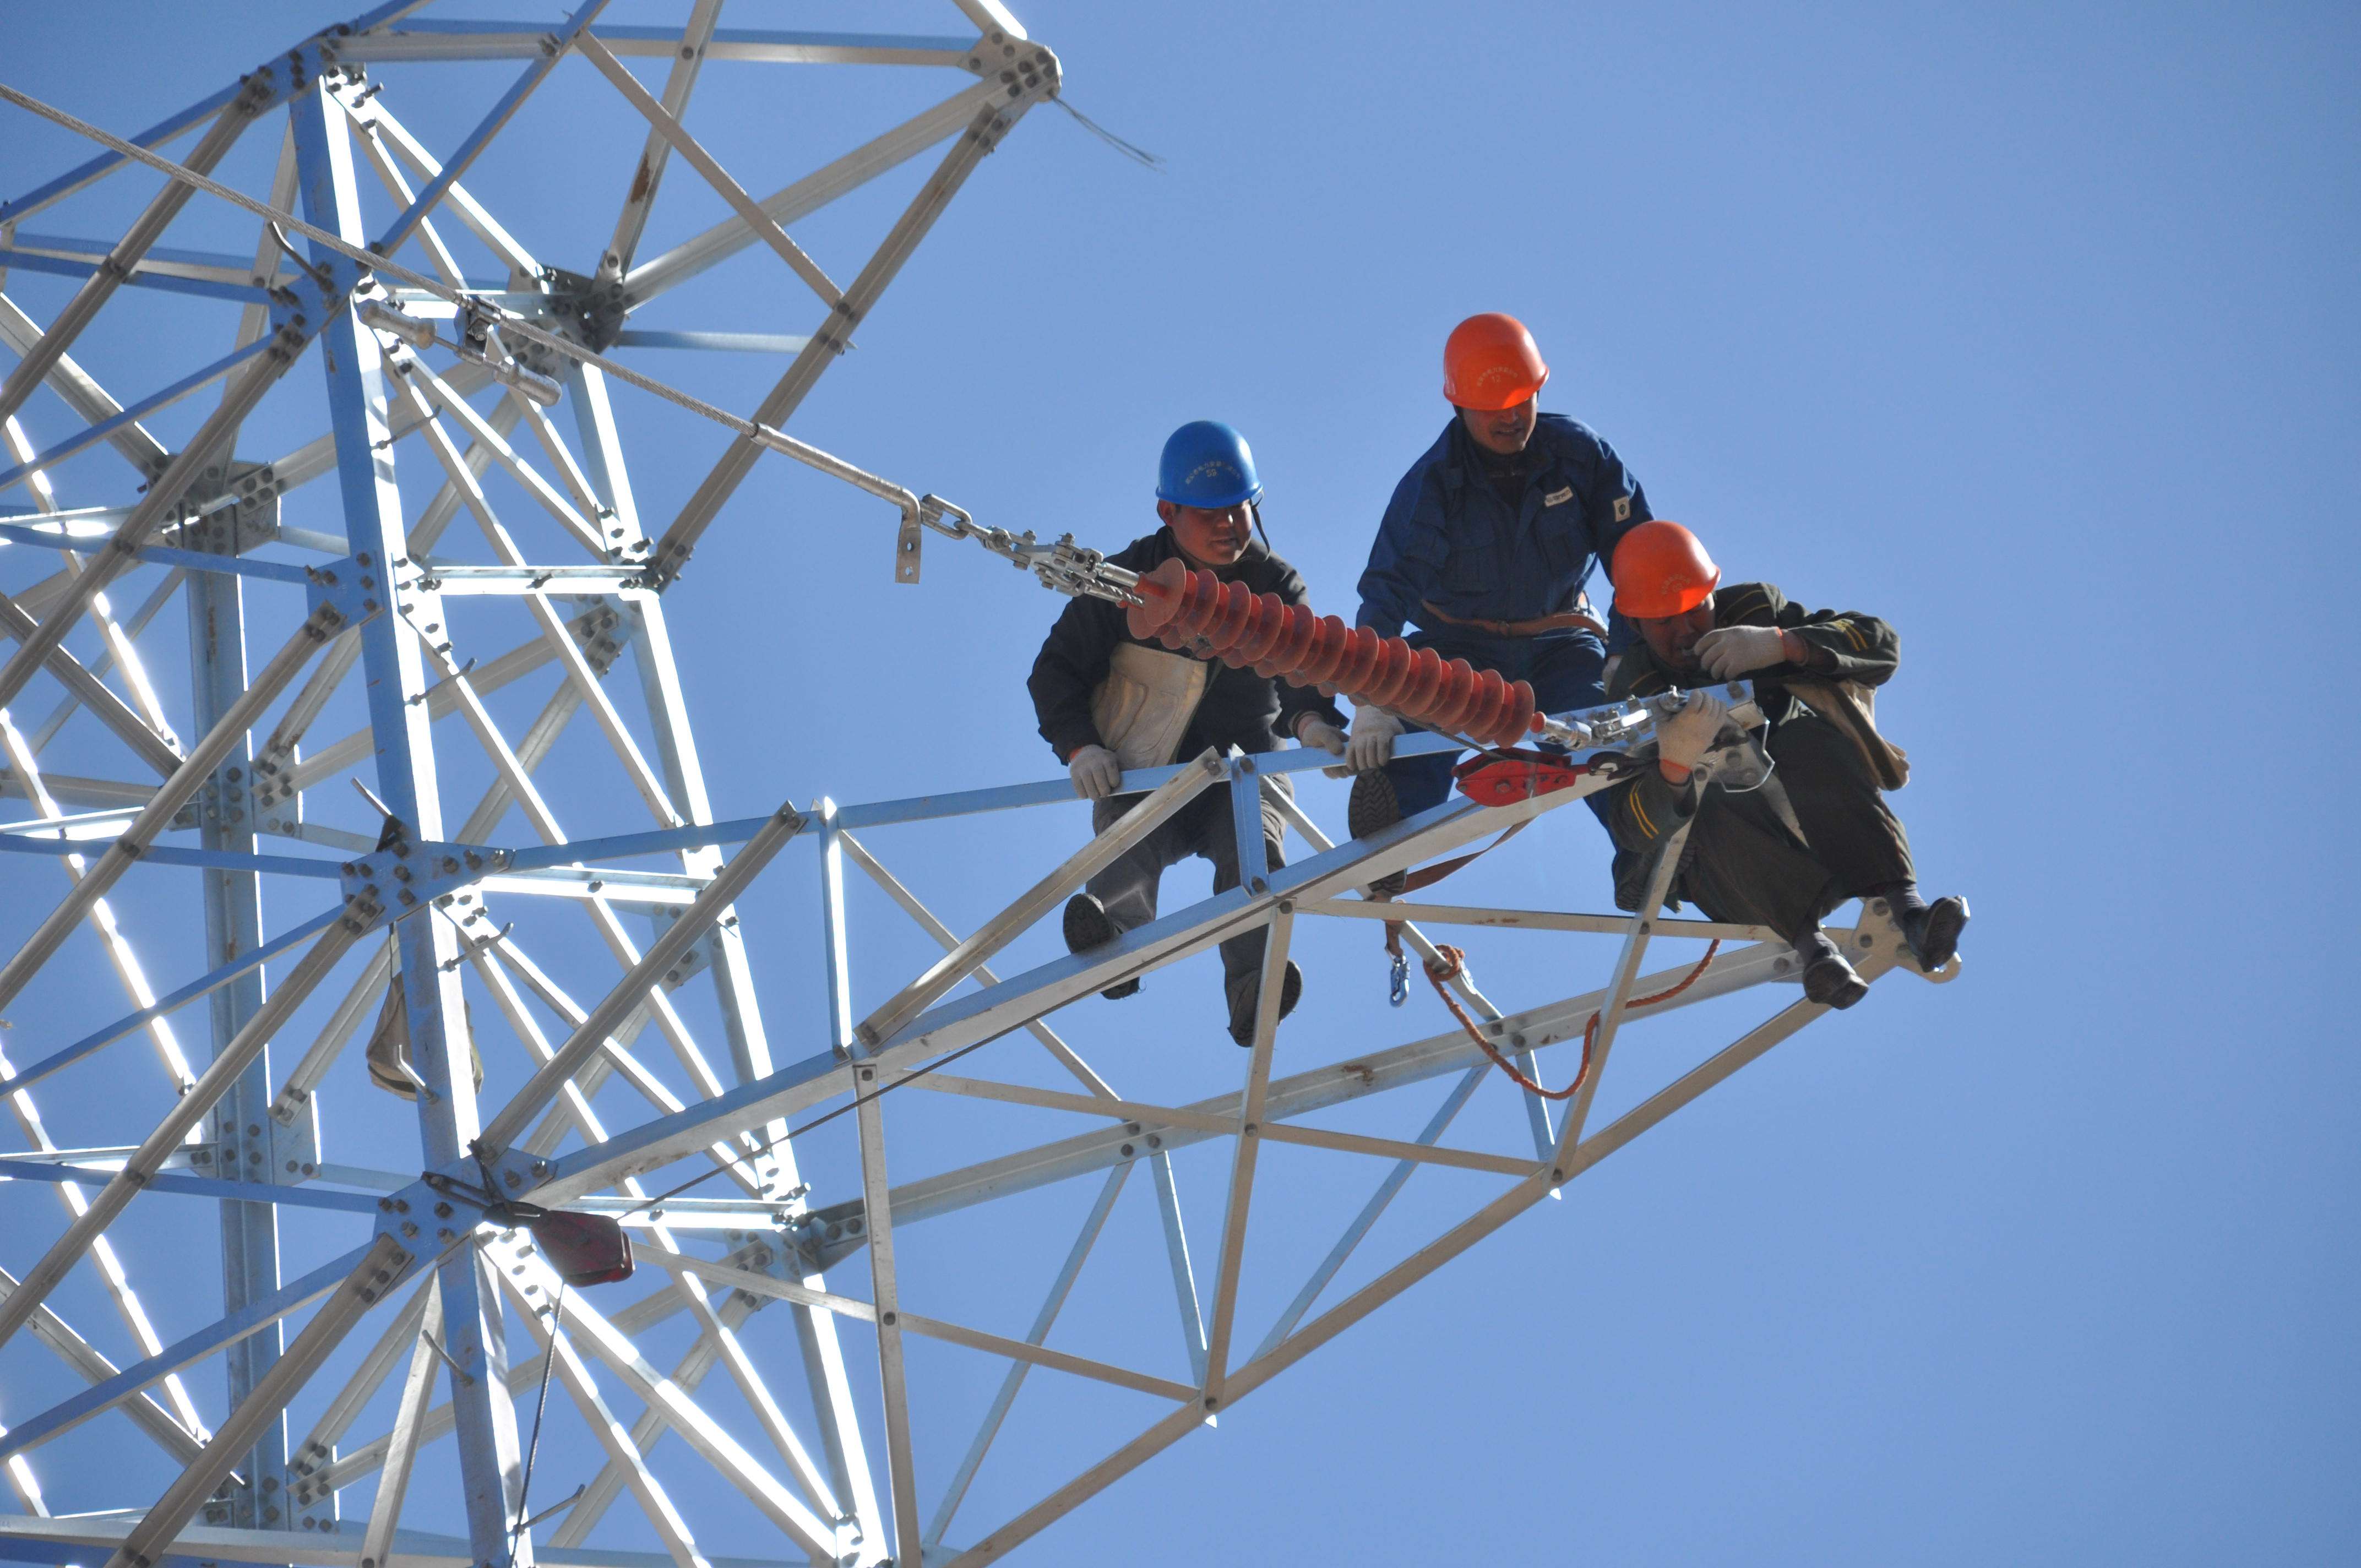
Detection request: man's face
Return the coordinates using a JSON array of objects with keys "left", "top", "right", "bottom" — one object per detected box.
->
[
  {"left": 1458, "top": 396, "right": 1538, "bottom": 456},
  {"left": 1637, "top": 595, "right": 1718, "bottom": 673},
  {"left": 1159, "top": 499, "right": 1252, "bottom": 567}
]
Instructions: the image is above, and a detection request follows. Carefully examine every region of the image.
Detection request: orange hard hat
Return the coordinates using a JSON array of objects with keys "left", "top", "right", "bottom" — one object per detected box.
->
[
  {"left": 1442, "top": 313, "right": 1549, "bottom": 411},
  {"left": 1611, "top": 520, "right": 1721, "bottom": 618}
]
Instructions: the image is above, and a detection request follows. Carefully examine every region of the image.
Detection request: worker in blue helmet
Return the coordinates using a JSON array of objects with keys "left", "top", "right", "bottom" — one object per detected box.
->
[{"left": 1028, "top": 421, "right": 1348, "bottom": 1047}]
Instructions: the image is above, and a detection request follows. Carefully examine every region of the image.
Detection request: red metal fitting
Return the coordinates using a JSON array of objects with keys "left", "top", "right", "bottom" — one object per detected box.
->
[{"left": 1126, "top": 557, "right": 1538, "bottom": 748}]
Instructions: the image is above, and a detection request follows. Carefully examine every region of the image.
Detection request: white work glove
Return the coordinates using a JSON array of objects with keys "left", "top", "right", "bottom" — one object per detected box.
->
[
  {"left": 1295, "top": 714, "right": 1348, "bottom": 759},
  {"left": 1655, "top": 690, "right": 1730, "bottom": 776},
  {"left": 1693, "top": 624, "right": 1793, "bottom": 680},
  {"left": 1343, "top": 706, "right": 1404, "bottom": 776},
  {"left": 1067, "top": 744, "right": 1123, "bottom": 801}
]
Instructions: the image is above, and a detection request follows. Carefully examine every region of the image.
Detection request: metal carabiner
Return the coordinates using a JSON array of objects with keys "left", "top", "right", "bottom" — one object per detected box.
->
[{"left": 1388, "top": 950, "right": 1410, "bottom": 1008}]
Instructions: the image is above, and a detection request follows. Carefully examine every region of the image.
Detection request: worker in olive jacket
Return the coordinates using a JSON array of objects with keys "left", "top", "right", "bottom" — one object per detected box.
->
[
  {"left": 1029, "top": 421, "right": 1347, "bottom": 1046},
  {"left": 1593, "top": 520, "right": 1968, "bottom": 1009}
]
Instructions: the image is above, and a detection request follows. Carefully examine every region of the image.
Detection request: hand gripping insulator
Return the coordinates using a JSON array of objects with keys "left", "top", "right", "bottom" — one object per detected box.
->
[{"left": 1125, "top": 558, "right": 1540, "bottom": 749}]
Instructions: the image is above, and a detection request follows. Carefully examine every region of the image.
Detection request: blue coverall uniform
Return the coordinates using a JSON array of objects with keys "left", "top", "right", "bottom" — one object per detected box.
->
[{"left": 1354, "top": 412, "right": 1651, "bottom": 814}]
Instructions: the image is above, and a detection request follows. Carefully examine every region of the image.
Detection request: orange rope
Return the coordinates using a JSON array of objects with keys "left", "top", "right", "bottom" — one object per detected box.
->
[{"left": 1422, "top": 939, "right": 1720, "bottom": 1101}]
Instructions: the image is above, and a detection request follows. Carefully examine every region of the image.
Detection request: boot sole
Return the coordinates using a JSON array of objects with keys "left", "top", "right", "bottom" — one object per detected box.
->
[
  {"left": 1230, "top": 961, "right": 1303, "bottom": 1047},
  {"left": 1803, "top": 956, "right": 1870, "bottom": 1010},
  {"left": 1909, "top": 896, "right": 1970, "bottom": 973},
  {"left": 1348, "top": 771, "right": 1408, "bottom": 898},
  {"left": 1063, "top": 895, "right": 1140, "bottom": 1000}
]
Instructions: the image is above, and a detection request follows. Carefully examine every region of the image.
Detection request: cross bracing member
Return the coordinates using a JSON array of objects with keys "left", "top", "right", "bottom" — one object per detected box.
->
[
  {"left": 1342, "top": 312, "right": 1650, "bottom": 890},
  {"left": 1029, "top": 421, "right": 1350, "bottom": 1047},
  {"left": 1597, "top": 519, "right": 1969, "bottom": 1008}
]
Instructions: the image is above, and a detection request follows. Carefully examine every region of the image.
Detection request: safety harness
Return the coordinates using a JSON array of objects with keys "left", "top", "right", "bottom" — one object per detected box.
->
[
  {"left": 1374, "top": 749, "right": 1587, "bottom": 1002},
  {"left": 1374, "top": 748, "right": 1718, "bottom": 1098}
]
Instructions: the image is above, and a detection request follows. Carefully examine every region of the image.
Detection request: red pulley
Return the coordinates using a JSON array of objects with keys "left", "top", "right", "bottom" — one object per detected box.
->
[
  {"left": 1452, "top": 749, "right": 1590, "bottom": 808},
  {"left": 529, "top": 1210, "right": 635, "bottom": 1287}
]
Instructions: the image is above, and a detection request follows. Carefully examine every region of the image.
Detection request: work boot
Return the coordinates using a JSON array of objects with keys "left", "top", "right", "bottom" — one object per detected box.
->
[
  {"left": 1898, "top": 895, "right": 1970, "bottom": 973},
  {"left": 1226, "top": 961, "right": 1304, "bottom": 1048},
  {"left": 1347, "top": 770, "right": 1408, "bottom": 897},
  {"left": 1793, "top": 932, "right": 1869, "bottom": 1010},
  {"left": 1062, "top": 893, "right": 1140, "bottom": 1000}
]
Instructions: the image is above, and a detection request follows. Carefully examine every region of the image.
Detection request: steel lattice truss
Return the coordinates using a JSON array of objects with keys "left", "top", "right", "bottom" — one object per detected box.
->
[{"left": 0, "top": 6, "right": 1960, "bottom": 1566}]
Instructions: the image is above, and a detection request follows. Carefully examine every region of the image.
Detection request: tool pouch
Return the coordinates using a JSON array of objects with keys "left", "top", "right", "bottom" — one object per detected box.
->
[{"left": 1090, "top": 643, "right": 1209, "bottom": 771}]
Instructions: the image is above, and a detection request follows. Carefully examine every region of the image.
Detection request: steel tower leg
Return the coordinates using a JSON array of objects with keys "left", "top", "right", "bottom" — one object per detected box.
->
[
  {"left": 187, "top": 557, "right": 288, "bottom": 1531},
  {"left": 291, "top": 82, "right": 530, "bottom": 1568}
]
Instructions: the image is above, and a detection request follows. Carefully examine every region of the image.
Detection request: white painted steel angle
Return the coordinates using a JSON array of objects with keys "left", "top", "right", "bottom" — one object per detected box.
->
[
  {"left": 574, "top": 30, "right": 844, "bottom": 309},
  {"left": 480, "top": 800, "right": 805, "bottom": 1151},
  {"left": 0, "top": 1244, "right": 210, "bottom": 1464},
  {"left": 837, "top": 827, "right": 1119, "bottom": 1097},
  {"left": 1203, "top": 907, "right": 1293, "bottom": 1393},
  {"left": 852, "top": 749, "right": 1225, "bottom": 1047},
  {"left": 529, "top": 780, "right": 1604, "bottom": 1208},
  {"left": 507, "top": 1245, "right": 844, "bottom": 1560},
  {"left": 355, "top": 1276, "right": 441, "bottom": 1568},
  {"left": 545, "top": 1294, "right": 746, "bottom": 1549},
  {"left": 471, "top": 943, "right": 845, "bottom": 1522},
  {"left": 510, "top": 1299, "right": 718, "bottom": 1568},
  {"left": 851, "top": 1064, "right": 923, "bottom": 1561},
  {"left": 98, "top": 1235, "right": 415, "bottom": 1568},
  {"left": 801, "top": 934, "right": 1802, "bottom": 1256},
  {"left": 342, "top": 94, "right": 539, "bottom": 277},
  {"left": 924, "top": 1162, "right": 1128, "bottom": 1553}
]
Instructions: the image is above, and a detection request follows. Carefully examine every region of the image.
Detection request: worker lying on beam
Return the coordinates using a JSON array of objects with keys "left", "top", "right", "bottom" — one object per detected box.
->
[
  {"left": 1596, "top": 520, "right": 1968, "bottom": 1008},
  {"left": 1029, "top": 421, "right": 1350, "bottom": 1047},
  {"left": 1340, "top": 313, "right": 1649, "bottom": 890}
]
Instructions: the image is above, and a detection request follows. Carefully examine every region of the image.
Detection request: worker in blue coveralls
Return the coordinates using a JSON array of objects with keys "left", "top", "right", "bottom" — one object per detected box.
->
[{"left": 1340, "top": 313, "right": 1651, "bottom": 890}]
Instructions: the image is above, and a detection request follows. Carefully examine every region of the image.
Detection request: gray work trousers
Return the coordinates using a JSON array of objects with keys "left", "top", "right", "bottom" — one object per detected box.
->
[
  {"left": 1087, "top": 777, "right": 1289, "bottom": 989},
  {"left": 1677, "top": 714, "right": 1915, "bottom": 943}
]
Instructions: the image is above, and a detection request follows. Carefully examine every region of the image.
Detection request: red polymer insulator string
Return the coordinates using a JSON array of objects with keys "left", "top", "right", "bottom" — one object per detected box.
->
[{"left": 1125, "top": 557, "right": 1539, "bottom": 749}]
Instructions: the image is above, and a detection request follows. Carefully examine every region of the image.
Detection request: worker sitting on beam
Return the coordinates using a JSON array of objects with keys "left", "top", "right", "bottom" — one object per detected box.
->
[
  {"left": 1596, "top": 519, "right": 1968, "bottom": 1008},
  {"left": 1029, "top": 421, "right": 1350, "bottom": 1046},
  {"left": 1340, "top": 312, "right": 1650, "bottom": 890}
]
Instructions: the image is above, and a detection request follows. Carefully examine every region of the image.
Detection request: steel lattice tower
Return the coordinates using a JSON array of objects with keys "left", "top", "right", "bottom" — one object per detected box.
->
[{"left": 0, "top": 6, "right": 1955, "bottom": 1565}]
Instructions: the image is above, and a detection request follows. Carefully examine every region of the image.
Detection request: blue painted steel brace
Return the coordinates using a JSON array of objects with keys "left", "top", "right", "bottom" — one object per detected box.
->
[
  {"left": 0, "top": 84, "right": 243, "bottom": 223},
  {"left": 1, "top": 905, "right": 346, "bottom": 1093},
  {"left": 0, "top": 246, "right": 271, "bottom": 304},
  {"left": 0, "top": 1242, "right": 380, "bottom": 1462},
  {"left": 0, "top": 834, "right": 345, "bottom": 877},
  {"left": 0, "top": 1157, "right": 384, "bottom": 1215},
  {"left": 0, "top": 334, "right": 279, "bottom": 492},
  {"left": 0, "top": 518, "right": 322, "bottom": 584}
]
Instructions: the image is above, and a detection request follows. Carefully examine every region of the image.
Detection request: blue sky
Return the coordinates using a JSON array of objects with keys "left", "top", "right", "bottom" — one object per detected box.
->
[{"left": 0, "top": 2, "right": 2355, "bottom": 1564}]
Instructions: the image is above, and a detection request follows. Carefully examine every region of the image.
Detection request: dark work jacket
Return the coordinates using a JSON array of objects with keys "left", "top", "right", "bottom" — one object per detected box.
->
[
  {"left": 1595, "top": 581, "right": 1901, "bottom": 908},
  {"left": 1029, "top": 529, "right": 1346, "bottom": 764},
  {"left": 1354, "top": 413, "right": 1650, "bottom": 640}
]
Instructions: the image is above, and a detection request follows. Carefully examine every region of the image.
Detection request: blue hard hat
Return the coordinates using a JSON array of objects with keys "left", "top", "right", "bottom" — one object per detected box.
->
[{"left": 1156, "top": 420, "right": 1263, "bottom": 509}]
